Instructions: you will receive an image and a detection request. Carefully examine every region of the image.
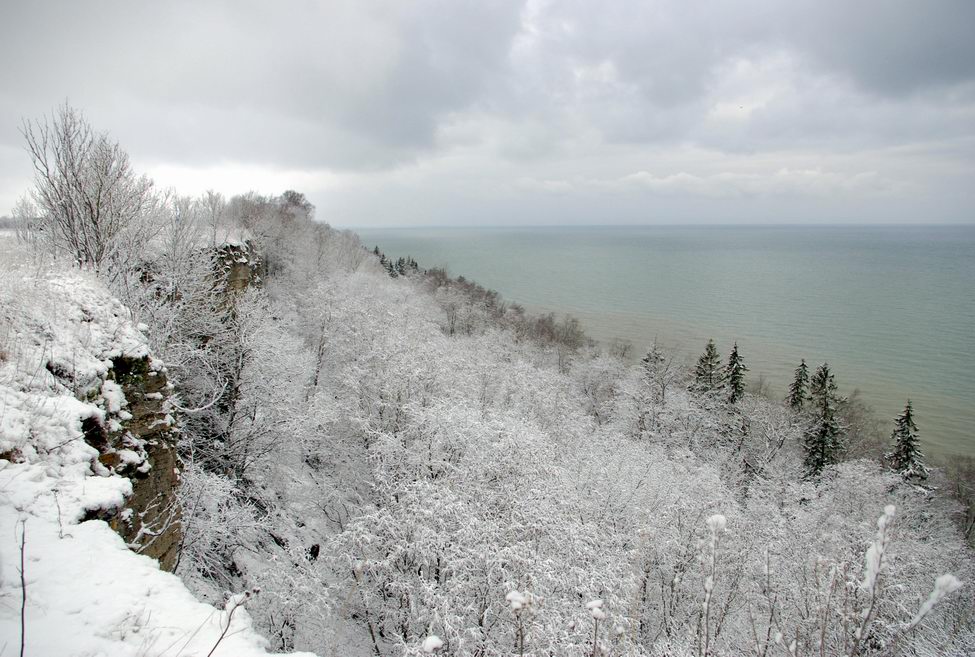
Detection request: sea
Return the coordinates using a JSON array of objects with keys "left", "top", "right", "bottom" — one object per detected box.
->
[{"left": 356, "top": 225, "right": 975, "bottom": 460}]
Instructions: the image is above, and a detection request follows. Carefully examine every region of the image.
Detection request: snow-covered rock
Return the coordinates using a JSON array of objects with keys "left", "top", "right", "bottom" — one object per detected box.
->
[{"left": 0, "top": 251, "right": 313, "bottom": 656}]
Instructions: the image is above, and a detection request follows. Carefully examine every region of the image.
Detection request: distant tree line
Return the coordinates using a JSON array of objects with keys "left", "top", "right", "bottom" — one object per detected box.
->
[
  {"left": 692, "top": 339, "right": 930, "bottom": 482},
  {"left": 367, "top": 248, "right": 593, "bottom": 372},
  {"left": 372, "top": 246, "right": 419, "bottom": 278}
]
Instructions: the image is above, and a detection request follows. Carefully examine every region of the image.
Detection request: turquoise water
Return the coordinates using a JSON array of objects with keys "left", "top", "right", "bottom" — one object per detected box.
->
[{"left": 357, "top": 225, "right": 975, "bottom": 459}]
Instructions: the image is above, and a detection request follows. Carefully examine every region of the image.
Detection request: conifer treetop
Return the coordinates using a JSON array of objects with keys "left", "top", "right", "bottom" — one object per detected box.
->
[
  {"left": 725, "top": 342, "right": 748, "bottom": 404},
  {"left": 787, "top": 359, "right": 809, "bottom": 411},
  {"left": 887, "top": 400, "right": 927, "bottom": 481},
  {"left": 694, "top": 339, "right": 722, "bottom": 392}
]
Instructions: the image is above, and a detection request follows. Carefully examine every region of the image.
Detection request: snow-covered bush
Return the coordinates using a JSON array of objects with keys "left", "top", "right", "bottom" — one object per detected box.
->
[{"left": 6, "top": 174, "right": 971, "bottom": 657}]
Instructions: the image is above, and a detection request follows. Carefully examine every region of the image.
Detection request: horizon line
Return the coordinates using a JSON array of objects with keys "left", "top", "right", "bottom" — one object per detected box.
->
[{"left": 338, "top": 221, "right": 975, "bottom": 230}]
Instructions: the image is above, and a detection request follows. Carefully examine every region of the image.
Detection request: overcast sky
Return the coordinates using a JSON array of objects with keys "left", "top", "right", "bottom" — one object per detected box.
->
[{"left": 1, "top": 0, "right": 973, "bottom": 226}]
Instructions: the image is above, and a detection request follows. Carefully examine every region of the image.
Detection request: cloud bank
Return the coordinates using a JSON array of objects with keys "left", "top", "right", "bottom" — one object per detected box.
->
[{"left": 1, "top": 0, "right": 973, "bottom": 225}]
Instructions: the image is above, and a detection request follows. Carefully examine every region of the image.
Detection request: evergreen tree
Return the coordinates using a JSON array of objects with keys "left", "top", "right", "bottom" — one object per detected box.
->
[
  {"left": 803, "top": 363, "right": 843, "bottom": 478},
  {"left": 886, "top": 400, "right": 927, "bottom": 481},
  {"left": 379, "top": 253, "right": 395, "bottom": 276},
  {"left": 787, "top": 359, "right": 809, "bottom": 411},
  {"left": 724, "top": 342, "right": 748, "bottom": 403},
  {"left": 694, "top": 339, "right": 721, "bottom": 392},
  {"left": 641, "top": 342, "right": 665, "bottom": 380}
]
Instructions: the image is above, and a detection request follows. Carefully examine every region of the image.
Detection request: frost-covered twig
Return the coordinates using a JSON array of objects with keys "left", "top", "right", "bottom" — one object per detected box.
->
[
  {"left": 52, "top": 489, "right": 68, "bottom": 539},
  {"left": 38, "top": 434, "right": 81, "bottom": 455},
  {"left": 18, "top": 516, "right": 27, "bottom": 657},
  {"left": 206, "top": 587, "right": 259, "bottom": 657},
  {"left": 849, "top": 505, "right": 895, "bottom": 657},
  {"left": 905, "top": 573, "right": 964, "bottom": 630},
  {"left": 878, "top": 574, "right": 964, "bottom": 657},
  {"left": 701, "top": 514, "right": 727, "bottom": 657},
  {"left": 587, "top": 599, "right": 606, "bottom": 657},
  {"left": 168, "top": 380, "right": 227, "bottom": 414},
  {"left": 507, "top": 590, "right": 534, "bottom": 656}
]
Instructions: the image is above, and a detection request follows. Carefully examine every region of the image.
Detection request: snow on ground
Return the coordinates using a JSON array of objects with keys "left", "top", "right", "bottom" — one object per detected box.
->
[{"left": 0, "top": 237, "right": 315, "bottom": 656}]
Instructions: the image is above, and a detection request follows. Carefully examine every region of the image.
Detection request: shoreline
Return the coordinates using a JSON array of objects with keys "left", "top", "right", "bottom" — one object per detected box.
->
[{"left": 361, "top": 224, "right": 975, "bottom": 460}]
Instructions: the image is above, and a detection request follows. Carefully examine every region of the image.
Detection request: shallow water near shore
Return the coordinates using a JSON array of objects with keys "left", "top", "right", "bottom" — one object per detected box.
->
[{"left": 358, "top": 225, "right": 975, "bottom": 460}]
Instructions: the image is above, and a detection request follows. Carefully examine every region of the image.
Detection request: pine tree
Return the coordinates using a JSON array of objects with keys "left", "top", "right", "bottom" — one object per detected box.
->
[
  {"left": 694, "top": 339, "right": 721, "bottom": 392},
  {"left": 886, "top": 400, "right": 927, "bottom": 481},
  {"left": 787, "top": 359, "right": 809, "bottom": 411},
  {"left": 803, "top": 363, "right": 843, "bottom": 478},
  {"left": 724, "top": 342, "right": 748, "bottom": 404}
]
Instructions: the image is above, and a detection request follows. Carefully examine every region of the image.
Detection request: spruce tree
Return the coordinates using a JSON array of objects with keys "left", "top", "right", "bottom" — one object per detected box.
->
[
  {"left": 886, "top": 400, "right": 927, "bottom": 481},
  {"left": 803, "top": 363, "right": 843, "bottom": 478},
  {"left": 787, "top": 359, "right": 809, "bottom": 411},
  {"left": 694, "top": 339, "right": 721, "bottom": 392},
  {"left": 724, "top": 342, "right": 748, "bottom": 403}
]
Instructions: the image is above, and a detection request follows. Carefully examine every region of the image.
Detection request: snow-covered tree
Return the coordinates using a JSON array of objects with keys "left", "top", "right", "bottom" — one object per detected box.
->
[
  {"left": 693, "top": 339, "right": 721, "bottom": 392},
  {"left": 887, "top": 400, "right": 927, "bottom": 481},
  {"left": 787, "top": 359, "right": 809, "bottom": 411},
  {"left": 803, "top": 363, "right": 843, "bottom": 478},
  {"left": 723, "top": 342, "right": 747, "bottom": 404},
  {"left": 21, "top": 102, "right": 159, "bottom": 272}
]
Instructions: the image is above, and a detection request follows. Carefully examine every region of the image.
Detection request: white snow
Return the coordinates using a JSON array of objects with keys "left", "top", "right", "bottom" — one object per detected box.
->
[
  {"left": 0, "top": 501, "right": 315, "bottom": 657},
  {"left": 0, "top": 254, "right": 315, "bottom": 657},
  {"left": 102, "top": 379, "right": 127, "bottom": 414},
  {"left": 422, "top": 635, "right": 444, "bottom": 653},
  {"left": 506, "top": 589, "right": 532, "bottom": 611}
]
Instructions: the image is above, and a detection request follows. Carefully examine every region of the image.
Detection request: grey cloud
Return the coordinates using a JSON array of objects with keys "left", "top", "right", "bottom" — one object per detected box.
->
[
  {"left": 518, "top": 168, "right": 891, "bottom": 199},
  {"left": 0, "top": 0, "right": 523, "bottom": 168},
  {"left": 503, "top": 0, "right": 975, "bottom": 150},
  {"left": 3, "top": 0, "right": 972, "bottom": 161},
  {"left": 785, "top": 0, "right": 975, "bottom": 97},
  {"left": 0, "top": 0, "right": 972, "bottom": 223}
]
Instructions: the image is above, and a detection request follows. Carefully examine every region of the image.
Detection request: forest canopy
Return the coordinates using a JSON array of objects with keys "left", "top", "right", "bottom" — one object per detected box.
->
[{"left": 2, "top": 104, "right": 972, "bottom": 657}]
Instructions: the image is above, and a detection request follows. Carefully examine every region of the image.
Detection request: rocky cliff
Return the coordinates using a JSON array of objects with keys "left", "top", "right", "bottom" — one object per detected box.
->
[
  {"left": 0, "top": 268, "right": 182, "bottom": 570},
  {"left": 95, "top": 355, "right": 182, "bottom": 570}
]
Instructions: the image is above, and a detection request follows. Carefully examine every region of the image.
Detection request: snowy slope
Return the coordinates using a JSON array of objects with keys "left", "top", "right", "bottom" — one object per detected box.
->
[{"left": 0, "top": 239, "right": 315, "bottom": 656}]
